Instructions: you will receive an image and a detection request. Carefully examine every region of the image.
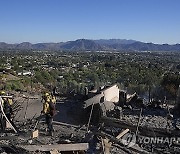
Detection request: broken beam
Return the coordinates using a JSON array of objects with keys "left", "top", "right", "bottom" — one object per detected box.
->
[
  {"left": 116, "top": 128, "right": 129, "bottom": 139},
  {"left": 102, "top": 138, "right": 111, "bottom": 154},
  {"left": 96, "top": 131, "right": 149, "bottom": 154},
  {"left": 39, "top": 120, "right": 80, "bottom": 128},
  {"left": 19, "top": 143, "right": 89, "bottom": 152},
  {"left": 1, "top": 95, "right": 13, "bottom": 98}
]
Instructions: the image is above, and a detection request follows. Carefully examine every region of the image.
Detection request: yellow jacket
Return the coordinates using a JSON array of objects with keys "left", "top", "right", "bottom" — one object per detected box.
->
[
  {"left": 42, "top": 95, "right": 56, "bottom": 114},
  {"left": 0, "top": 98, "right": 13, "bottom": 106},
  {"left": 7, "top": 98, "right": 13, "bottom": 105},
  {"left": 0, "top": 98, "right": 4, "bottom": 107},
  {"left": 43, "top": 101, "right": 50, "bottom": 114},
  {"left": 51, "top": 96, "right": 56, "bottom": 104}
]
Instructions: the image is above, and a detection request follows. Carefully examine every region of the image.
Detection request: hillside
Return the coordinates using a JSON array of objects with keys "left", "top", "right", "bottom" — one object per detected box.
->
[
  {"left": 60, "top": 39, "right": 103, "bottom": 51},
  {"left": 0, "top": 39, "right": 180, "bottom": 51}
]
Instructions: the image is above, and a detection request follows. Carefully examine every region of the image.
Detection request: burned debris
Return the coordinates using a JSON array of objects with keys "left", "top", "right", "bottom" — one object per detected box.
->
[
  {"left": 0, "top": 93, "right": 89, "bottom": 154},
  {"left": 0, "top": 83, "right": 180, "bottom": 153},
  {"left": 78, "top": 84, "right": 180, "bottom": 153}
]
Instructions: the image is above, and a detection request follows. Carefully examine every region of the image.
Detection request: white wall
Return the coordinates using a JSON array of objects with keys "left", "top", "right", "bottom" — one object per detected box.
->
[
  {"left": 101, "top": 84, "right": 119, "bottom": 103},
  {"left": 84, "top": 84, "right": 120, "bottom": 108}
]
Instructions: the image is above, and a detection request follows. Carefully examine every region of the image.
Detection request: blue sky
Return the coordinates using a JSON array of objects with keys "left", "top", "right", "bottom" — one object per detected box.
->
[{"left": 0, "top": 0, "right": 180, "bottom": 44}]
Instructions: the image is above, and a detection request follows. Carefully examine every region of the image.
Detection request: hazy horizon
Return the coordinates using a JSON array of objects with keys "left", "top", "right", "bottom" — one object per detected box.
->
[{"left": 0, "top": 38, "right": 180, "bottom": 45}]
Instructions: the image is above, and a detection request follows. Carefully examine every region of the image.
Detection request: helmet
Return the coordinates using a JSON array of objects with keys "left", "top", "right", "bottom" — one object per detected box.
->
[
  {"left": 44, "top": 92, "right": 50, "bottom": 97},
  {"left": 0, "top": 91, "right": 5, "bottom": 95},
  {"left": 42, "top": 92, "right": 50, "bottom": 100},
  {"left": 42, "top": 91, "right": 50, "bottom": 96}
]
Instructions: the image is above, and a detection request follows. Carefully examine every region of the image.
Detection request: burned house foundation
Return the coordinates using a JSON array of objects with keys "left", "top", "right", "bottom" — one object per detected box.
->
[{"left": 0, "top": 83, "right": 180, "bottom": 154}]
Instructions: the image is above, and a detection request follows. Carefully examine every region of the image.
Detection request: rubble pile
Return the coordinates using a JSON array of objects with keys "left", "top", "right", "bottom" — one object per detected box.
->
[
  {"left": 99, "top": 108, "right": 180, "bottom": 153},
  {"left": 0, "top": 121, "right": 90, "bottom": 153},
  {"left": 0, "top": 85, "right": 180, "bottom": 153},
  {"left": 121, "top": 108, "right": 174, "bottom": 129}
]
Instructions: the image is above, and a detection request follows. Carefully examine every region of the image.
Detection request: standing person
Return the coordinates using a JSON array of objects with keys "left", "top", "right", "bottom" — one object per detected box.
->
[
  {"left": 0, "top": 113, "right": 5, "bottom": 132},
  {"left": 0, "top": 91, "right": 6, "bottom": 132},
  {"left": 0, "top": 109, "right": 5, "bottom": 132},
  {"left": 3, "top": 96, "right": 17, "bottom": 130},
  {"left": 3, "top": 92, "right": 13, "bottom": 121},
  {"left": 3, "top": 97, "right": 13, "bottom": 122},
  {"left": 41, "top": 92, "right": 56, "bottom": 136},
  {"left": 0, "top": 91, "right": 15, "bottom": 132}
]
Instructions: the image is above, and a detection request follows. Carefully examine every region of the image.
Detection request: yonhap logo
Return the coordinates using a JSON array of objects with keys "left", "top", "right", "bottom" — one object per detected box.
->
[
  {"left": 121, "top": 132, "right": 136, "bottom": 147},
  {"left": 138, "top": 136, "right": 180, "bottom": 146},
  {"left": 121, "top": 132, "right": 180, "bottom": 148}
]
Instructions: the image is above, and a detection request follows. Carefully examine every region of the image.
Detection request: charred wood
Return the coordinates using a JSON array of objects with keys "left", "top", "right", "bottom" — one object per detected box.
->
[{"left": 101, "top": 116, "right": 180, "bottom": 137}]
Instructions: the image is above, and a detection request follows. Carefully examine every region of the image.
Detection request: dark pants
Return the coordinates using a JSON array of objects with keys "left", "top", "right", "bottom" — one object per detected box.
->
[
  {"left": 6, "top": 113, "right": 11, "bottom": 121},
  {"left": 45, "top": 114, "right": 53, "bottom": 133},
  {"left": 0, "top": 114, "right": 6, "bottom": 132}
]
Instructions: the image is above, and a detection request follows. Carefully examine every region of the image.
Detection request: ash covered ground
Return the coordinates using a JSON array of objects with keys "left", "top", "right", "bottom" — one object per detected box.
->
[{"left": 0, "top": 91, "right": 180, "bottom": 154}]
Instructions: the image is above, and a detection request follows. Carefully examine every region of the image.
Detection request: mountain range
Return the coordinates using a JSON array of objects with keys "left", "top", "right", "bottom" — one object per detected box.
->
[{"left": 0, "top": 39, "right": 180, "bottom": 51}]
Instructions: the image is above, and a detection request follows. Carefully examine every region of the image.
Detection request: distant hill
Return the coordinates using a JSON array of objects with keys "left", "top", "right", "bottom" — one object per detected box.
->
[
  {"left": 94, "top": 39, "right": 137, "bottom": 45},
  {"left": 0, "top": 39, "right": 180, "bottom": 51},
  {"left": 60, "top": 39, "right": 103, "bottom": 51},
  {"left": 0, "top": 42, "right": 16, "bottom": 49},
  {"left": 16, "top": 42, "right": 33, "bottom": 49},
  {"left": 121, "top": 42, "right": 180, "bottom": 51}
]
